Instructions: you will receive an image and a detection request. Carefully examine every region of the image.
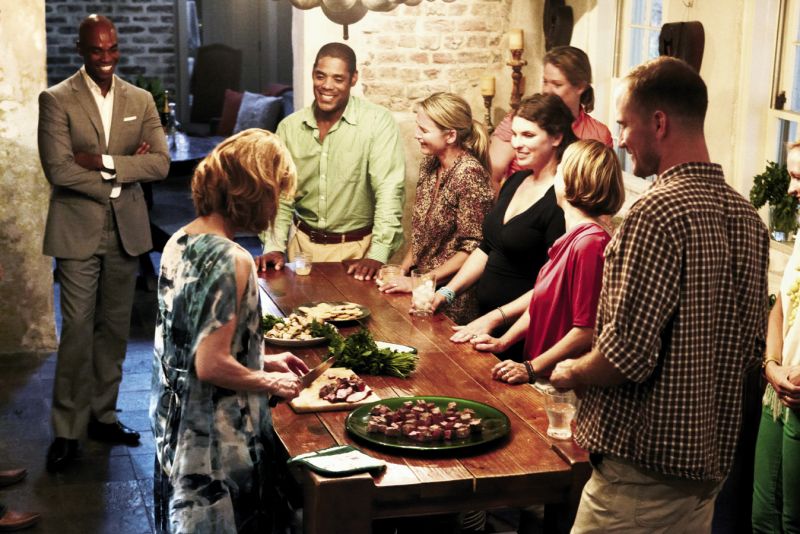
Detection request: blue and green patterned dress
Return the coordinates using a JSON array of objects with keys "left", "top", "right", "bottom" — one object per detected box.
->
[{"left": 150, "top": 230, "right": 272, "bottom": 534}]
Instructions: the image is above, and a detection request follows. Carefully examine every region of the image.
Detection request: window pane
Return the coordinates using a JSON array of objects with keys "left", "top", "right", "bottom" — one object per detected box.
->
[
  {"left": 629, "top": 28, "right": 645, "bottom": 68},
  {"left": 632, "top": 0, "right": 646, "bottom": 25},
  {"left": 650, "top": 0, "right": 663, "bottom": 26},
  {"left": 792, "top": 47, "right": 800, "bottom": 110},
  {"left": 648, "top": 30, "right": 660, "bottom": 61},
  {"left": 775, "top": 119, "right": 798, "bottom": 161}
]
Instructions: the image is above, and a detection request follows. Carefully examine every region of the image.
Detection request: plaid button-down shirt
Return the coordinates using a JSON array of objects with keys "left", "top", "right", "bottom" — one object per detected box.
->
[{"left": 575, "top": 162, "right": 770, "bottom": 481}]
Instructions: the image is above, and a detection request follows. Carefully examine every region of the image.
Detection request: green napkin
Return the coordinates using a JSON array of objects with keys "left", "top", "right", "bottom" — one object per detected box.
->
[{"left": 287, "top": 445, "right": 386, "bottom": 477}]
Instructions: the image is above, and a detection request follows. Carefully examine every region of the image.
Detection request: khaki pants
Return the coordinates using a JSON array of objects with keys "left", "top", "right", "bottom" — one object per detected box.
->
[
  {"left": 52, "top": 207, "right": 138, "bottom": 438},
  {"left": 571, "top": 456, "right": 724, "bottom": 534},
  {"left": 287, "top": 227, "right": 372, "bottom": 262}
]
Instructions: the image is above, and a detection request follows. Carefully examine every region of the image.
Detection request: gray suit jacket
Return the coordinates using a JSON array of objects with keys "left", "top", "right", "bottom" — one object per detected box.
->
[{"left": 38, "top": 71, "right": 170, "bottom": 259}]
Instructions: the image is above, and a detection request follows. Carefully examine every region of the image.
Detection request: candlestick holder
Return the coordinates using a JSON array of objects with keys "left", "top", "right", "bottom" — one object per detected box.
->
[
  {"left": 507, "top": 49, "right": 527, "bottom": 111},
  {"left": 482, "top": 95, "right": 494, "bottom": 133}
]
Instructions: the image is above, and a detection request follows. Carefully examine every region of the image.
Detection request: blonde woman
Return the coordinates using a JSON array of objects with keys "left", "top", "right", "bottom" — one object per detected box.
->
[
  {"left": 150, "top": 129, "right": 308, "bottom": 533},
  {"left": 752, "top": 141, "right": 800, "bottom": 533},
  {"left": 380, "top": 92, "right": 493, "bottom": 324},
  {"left": 471, "top": 140, "right": 624, "bottom": 383}
]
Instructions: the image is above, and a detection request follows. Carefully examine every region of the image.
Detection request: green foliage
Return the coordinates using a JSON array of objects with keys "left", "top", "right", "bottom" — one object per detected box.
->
[
  {"left": 262, "top": 314, "right": 283, "bottom": 332},
  {"left": 328, "top": 328, "right": 418, "bottom": 379},
  {"left": 750, "top": 161, "right": 799, "bottom": 237},
  {"left": 261, "top": 315, "right": 419, "bottom": 378},
  {"left": 134, "top": 76, "right": 166, "bottom": 109}
]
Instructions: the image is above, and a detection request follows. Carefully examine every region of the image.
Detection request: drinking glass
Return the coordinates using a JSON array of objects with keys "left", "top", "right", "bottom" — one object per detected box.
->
[
  {"left": 295, "top": 252, "right": 313, "bottom": 276},
  {"left": 544, "top": 389, "right": 578, "bottom": 440},
  {"left": 410, "top": 269, "right": 436, "bottom": 316},
  {"left": 376, "top": 264, "right": 402, "bottom": 288}
]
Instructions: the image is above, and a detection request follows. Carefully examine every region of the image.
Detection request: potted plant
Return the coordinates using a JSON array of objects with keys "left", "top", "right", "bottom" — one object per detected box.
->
[{"left": 750, "top": 160, "right": 799, "bottom": 242}]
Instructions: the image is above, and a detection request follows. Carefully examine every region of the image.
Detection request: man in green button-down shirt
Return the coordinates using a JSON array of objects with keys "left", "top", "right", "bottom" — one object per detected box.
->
[{"left": 255, "top": 43, "right": 405, "bottom": 280}]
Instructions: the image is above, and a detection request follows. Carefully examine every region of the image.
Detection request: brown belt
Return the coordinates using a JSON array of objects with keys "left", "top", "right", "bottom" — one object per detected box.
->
[{"left": 295, "top": 218, "right": 372, "bottom": 245}]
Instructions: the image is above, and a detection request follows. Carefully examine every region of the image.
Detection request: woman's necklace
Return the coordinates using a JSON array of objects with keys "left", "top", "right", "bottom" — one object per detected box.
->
[{"left": 787, "top": 273, "right": 800, "bottom": 328}]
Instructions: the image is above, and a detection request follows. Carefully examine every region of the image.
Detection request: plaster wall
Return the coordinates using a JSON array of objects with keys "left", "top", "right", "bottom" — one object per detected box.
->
[{"left": 0, "top": 2, "right": 57, "bottom": 353}]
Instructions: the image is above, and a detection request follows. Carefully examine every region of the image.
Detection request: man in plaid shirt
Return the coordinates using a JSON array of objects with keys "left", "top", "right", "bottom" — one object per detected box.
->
[{"left": 551, "top": 56, "right": 770, "bottom": 531}]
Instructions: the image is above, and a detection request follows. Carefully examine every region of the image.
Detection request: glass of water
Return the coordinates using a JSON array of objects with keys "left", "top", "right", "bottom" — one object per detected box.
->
[
  {"left": 410, "top": 269, "right": 436, "bottom": 316},
  {"left": 544, "top": 389, "right": 578, "bottom": 440},
  {"left": 294, "top": 252, "right": 312, "bottom": 276}
]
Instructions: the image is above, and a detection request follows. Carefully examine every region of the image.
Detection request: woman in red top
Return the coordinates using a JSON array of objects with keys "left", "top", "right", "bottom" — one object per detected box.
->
[
  {"left": 471, "top": 140, "right": 624, "bottom": 384},
  {"left": 489, "top": 46, "right": 613, "bottom": 193}
]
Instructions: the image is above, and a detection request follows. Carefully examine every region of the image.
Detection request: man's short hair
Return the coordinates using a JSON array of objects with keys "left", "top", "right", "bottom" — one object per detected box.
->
[
  {"left": 625, "top": 56, "right": 708, "bottom": 126},
  {"left": 314, "top": 43, "right": 357, "bottom": 75}
]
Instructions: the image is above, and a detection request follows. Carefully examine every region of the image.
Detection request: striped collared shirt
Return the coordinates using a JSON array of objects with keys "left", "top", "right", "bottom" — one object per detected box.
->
[{"left": 575, "top": 162, "right": 769, "bottom": 481}]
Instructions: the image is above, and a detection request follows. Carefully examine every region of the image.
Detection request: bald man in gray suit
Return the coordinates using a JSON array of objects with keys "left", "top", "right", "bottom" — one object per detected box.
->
[{"left": 38, "top": 14, "right": 169, "bottom": 472}]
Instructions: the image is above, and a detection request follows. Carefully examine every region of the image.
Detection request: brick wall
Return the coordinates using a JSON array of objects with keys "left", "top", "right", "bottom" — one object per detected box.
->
[
  {"left": 353, "top": 0, "right": 513, "bottom": 114},
  {"left": 44, "top": 0, "right": 176, "bottom": 91}
]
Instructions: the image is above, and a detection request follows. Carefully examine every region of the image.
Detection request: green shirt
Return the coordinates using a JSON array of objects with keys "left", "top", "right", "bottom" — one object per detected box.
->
[{"left": 262, "top": 95, "right": 405, "bottom": 263}]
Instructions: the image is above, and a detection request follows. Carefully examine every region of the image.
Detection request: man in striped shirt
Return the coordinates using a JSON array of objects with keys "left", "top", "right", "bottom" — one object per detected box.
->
[{"left": 551, "top": 56, "right": 770, "bottom": 532}]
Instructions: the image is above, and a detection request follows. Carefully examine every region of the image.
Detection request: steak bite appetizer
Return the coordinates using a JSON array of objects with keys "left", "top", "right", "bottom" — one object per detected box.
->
[{"left": 364, "top": 400, "right": 485, "bottom": 441}]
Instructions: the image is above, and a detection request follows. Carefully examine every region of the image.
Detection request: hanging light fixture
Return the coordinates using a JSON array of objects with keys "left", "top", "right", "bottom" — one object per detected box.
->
[{"left": 289, "top": 0, "right": 443, "bottom": 40}]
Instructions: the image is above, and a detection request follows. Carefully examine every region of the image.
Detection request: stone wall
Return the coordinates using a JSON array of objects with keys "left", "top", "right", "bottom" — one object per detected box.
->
[
  {"left": 0, "top": 3, "right": 57, "bottom": 353},
  {"left": 44, "top": 0, "right": 176, "bottom": 91}
]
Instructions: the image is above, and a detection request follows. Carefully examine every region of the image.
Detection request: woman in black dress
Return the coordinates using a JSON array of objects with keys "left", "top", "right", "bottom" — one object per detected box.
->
[{"left": 433, "top": 93, "right": 576, "bottom": 360}]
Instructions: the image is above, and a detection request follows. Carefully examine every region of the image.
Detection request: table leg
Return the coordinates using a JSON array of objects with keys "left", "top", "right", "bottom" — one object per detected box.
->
[{"left": 302, "top": 471, "right": 375, "bottom": 534}]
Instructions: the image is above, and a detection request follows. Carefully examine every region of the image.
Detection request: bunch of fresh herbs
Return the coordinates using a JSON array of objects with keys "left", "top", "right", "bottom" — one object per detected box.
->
[{"left": 261, "top": 314, "right": 418, "bottom": 378}]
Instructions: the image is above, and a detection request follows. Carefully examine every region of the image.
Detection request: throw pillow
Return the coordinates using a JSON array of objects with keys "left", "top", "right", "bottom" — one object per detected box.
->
[
  {"left": 233, "top": 91, "right": 283, "bottom": 134},
  {"left": 217, "top": 89, "right": 244, "bottom": 136}
]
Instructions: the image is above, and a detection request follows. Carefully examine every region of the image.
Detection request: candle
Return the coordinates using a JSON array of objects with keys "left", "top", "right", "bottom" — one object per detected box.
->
[
  {"left": 480, "top": 75, "right": 495, "bottom": 96},
  {"left": 508, "top": 28, "right": 524, "bottom": 50}
]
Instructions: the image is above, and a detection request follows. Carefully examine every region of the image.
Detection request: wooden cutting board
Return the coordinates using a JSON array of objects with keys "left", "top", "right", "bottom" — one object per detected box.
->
[{"left": 290, "top": 367, "right": 380, "bottom": 413}]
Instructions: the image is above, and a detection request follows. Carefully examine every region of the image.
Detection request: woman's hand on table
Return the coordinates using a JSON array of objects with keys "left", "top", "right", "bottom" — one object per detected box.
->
[
  {"left": 491, "top": 360, "right": 527, "bottom": 384},
  {"left": 470, "top": 333, "right": 506, "bottom": 354},
  {"left": 430, "top": 292, "right": 447, "bottom": 314},
  {"left": 379, "top": 275, "right": 412, "bottom": 294},
  {"left": 264, "top": 352, "right": 309, "bottom": 376},
  {"left": 766, "top": 362, "right": 800, "bottom": 409},
  {"left": 255, "top": 251, "right": 286, "bottom": 272},
  {"left": 450, "top": 313, "right": 501, "bottom": 343}
]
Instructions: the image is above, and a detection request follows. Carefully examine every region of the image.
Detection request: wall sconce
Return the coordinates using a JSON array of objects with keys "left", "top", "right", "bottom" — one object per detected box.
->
[{"left": 506, "top": 29, "right": 527, "bottom": 110}]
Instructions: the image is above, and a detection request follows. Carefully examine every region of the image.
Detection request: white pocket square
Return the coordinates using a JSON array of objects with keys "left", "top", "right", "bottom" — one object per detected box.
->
[{"left": 123, "top": 115, "right": 137, "bottom": 122}]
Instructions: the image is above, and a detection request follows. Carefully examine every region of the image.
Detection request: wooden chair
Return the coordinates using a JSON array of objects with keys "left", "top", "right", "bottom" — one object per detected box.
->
[{"left": 189, "top": 44, "right": 243, "bottom": 131}]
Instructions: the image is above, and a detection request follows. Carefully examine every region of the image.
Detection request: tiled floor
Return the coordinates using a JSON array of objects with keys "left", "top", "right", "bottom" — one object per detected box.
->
[{"left": 0, "top": 284, "right": 159, "bottom": 534}]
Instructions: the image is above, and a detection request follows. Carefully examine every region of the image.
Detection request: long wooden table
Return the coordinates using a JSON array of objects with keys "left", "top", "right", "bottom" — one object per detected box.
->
[{"left": 259, "top": 262, "right": 590, "bottom": 533}]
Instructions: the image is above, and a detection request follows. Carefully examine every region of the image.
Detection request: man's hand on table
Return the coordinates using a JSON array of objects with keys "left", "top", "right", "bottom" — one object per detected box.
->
[
  {"left": 264, "top": 352, "right": 309, "bottom": 376},
  {"left": 255, "top": 251, "right": 286, "bottom": 272},
  {"left": 346, "top": 258, "right": 383, "bottom": 281}
]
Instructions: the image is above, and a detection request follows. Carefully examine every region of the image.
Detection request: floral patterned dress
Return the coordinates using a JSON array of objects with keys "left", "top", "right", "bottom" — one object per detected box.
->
[
  {"left": 150, "top": 230, "right": 272, "bottom": 534},
  {"left": 411, "top": 153, "right": 494, "bottom": 324}
]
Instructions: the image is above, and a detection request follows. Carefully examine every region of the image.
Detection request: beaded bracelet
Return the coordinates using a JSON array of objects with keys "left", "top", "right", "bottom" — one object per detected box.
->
[
  {"left": 436, "top": 286, "right": 456, "bottom": 306},
  {"left": 524, "top": 361, "right": 536, "bottom": 384},
  {"left": 496, "top": 306, "right": 508, "bottom": 327}
]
